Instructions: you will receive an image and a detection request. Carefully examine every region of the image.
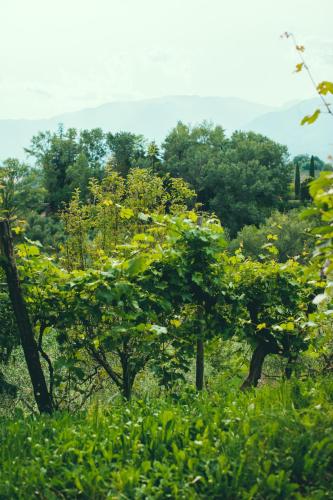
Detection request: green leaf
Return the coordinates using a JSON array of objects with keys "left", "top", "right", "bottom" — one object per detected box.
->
[
  {"left": 256, "top": 323, "right": 266, "bottom": 330},
  {"left": 24, "top": 237, "right": 43, "bottom": 247},
  {"left": 126, "top": 254, "right": 151, "bottom": 276},
  {"left": 300, "top": 109, "right": 320, "bottom": 126},
  {"left": 317, "top": 81, "right": 333, "bottom": 96},
  {"left": 120, "top": 207, "right": 134, "bottom": 219}
]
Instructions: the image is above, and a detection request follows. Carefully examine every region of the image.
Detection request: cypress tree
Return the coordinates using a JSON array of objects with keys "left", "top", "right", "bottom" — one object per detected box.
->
[
  {"left": 295, "top": 163, "right": 301, "bottom": 199},
  {"left": 309, "top": 155, "right": 315, "bottom": 178}
]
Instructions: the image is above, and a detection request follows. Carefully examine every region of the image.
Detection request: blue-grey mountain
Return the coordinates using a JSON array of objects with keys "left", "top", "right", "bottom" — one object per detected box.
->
[{"left": 0, "top": 96, "right": 331, "bottom": 160}]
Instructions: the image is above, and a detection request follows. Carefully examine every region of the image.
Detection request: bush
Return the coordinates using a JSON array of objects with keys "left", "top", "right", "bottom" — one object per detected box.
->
[{"left": 229, "top": 210, "right": 315, "bottom": 262}]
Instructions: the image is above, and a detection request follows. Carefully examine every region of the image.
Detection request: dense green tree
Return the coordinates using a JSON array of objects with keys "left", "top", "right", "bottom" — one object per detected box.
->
[
  {"left": 0, "top": 221, "right": 53, "bottom": 413},
  {"left": 0, "top": 159, "right": 32, "bottom": 218},
  {"left": 163, "top": 121, "right": 227, "bottom": 199},
  {"left": 146, "top": 141, "right": 161, "bottom": 171},
  {"left": 26, "top": 127, "right": 79, "bottom": 211},
  {"left": 235, "top": 259, "right": 314, "bottom": 388},
  {"left": 293, "top": 154, "right": 325, "bottom": 172},
  {"left": 163, "top": 124, "right": 291, "bottom": 236},
  {"left": 57, "top": 260, "right": 173, "bottom": 400},
  {"left": 26, "top": 127, "right": 110, "bottom": 212},
  {"left": 60, "top": 167, "right": 196, "bottom": 269},
  {"left": 140, "top": 214, "right": 238, "bottom": 391},
  {"left": 207, "top": 131, "right": 291, "bottom": 236},
  {"left": 106, "top": 131, "right": 146, "bottom": 177},
  {"left": 229, "top": 210, "right": 315, "bottom": 263},
  {"left": 0, "top": 158, "right": 63, "bottom": 248},
  {"left": 208, "top": 162, "right": 291, "bottom": 237},
  {"left": 66, "top": 152, "right": 92, "bottom": 200},
  {"left": 78, "top": 128, "right": 108, "bottom": 177}
]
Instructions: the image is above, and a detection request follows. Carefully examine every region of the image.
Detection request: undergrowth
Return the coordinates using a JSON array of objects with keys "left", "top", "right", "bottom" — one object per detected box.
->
[{"left": 0, "top": 377, "right": 332, "bottom": 499}]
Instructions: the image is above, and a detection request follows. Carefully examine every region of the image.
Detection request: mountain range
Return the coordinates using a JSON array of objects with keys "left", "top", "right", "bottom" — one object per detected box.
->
[{"left": 0, "top": 96, "right": 331, "bottom": 161}]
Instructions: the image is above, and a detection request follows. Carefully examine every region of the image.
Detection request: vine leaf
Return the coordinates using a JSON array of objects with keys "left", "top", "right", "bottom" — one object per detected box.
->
[
  {"left": 300, "top": 109, "right": 321, "bottom": 126},
  {"left": 317, "top": 81, "right": 333, "bottom": 96}
]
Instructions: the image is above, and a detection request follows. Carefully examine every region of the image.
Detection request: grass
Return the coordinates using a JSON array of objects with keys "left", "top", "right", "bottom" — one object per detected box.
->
[{"left": 0, "top": 377, "right": 333, "bottom": 499}]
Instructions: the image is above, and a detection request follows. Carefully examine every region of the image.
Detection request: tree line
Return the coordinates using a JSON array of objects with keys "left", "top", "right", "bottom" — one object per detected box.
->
[{"left": 0, "top": 122, "right": 332, "bottom": 413}]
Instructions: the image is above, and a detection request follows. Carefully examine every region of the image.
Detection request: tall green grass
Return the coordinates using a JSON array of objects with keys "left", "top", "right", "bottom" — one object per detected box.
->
[{"left": 1, "top": 378, "right": 332, "bottom": 499}]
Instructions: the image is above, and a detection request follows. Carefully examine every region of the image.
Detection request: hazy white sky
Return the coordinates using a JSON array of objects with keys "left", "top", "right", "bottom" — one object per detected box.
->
[{"left": 0, "top": 0, "right": 332, "bottom": 119}]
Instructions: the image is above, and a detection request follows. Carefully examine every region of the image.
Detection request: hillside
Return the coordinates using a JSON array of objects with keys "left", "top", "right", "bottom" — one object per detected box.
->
[
  {"left": 0, "top": 96, "right": 272, "bottom": 159},
  {"left": 0, "top": 96, "right": 331, "bottom": 161},
  {"left": 245, "top": 98, "right": 333, "bottom": 160}
]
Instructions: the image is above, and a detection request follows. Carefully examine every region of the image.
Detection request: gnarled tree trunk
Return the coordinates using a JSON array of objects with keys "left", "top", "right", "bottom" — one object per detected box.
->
[
  {"left": 241, "top": 341, "right": 276, "bottom": 390},
  {"left": 120, "top": 341, "right": 135, "bottom": 401},
  {"left": 284, "top": 355, "right": 297, "bottom": 380},
  {"left": 0, "top": 220, "right": 53, "bottom": 414},
  {"left": 121, "top": 354, "right": 132, "bottom": 401}
]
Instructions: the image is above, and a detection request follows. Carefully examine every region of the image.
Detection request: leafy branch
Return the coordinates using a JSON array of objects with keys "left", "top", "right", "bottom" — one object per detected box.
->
[{"left": 282, "top": 32, "right": 333, "bottom": 124}]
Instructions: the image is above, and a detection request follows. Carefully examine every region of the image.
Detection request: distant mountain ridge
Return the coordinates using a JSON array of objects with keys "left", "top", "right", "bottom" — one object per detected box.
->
[
  {"left": 245, "top": 98, "right": 333, "bottom": 161},
  {"left": 0, "top": 96, "right": 331, "bottom": 161}
]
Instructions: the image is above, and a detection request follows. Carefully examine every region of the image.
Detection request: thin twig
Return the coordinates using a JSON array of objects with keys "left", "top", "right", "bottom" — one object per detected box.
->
[{"left": 283, "top": 32, "right": 333, "bottom": 117}]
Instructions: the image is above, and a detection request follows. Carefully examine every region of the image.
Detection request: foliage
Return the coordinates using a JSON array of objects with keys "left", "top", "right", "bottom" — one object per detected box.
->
[
  {"left": 234, "top": 259, "right": 314, "bottom": 355},
  {"left": 143, "top": 214, "right": 235, "bottom": 339},
  {"left": 0, "top": 27, "right": 333, "bottom": 498},
  {"left": 0, "top": 285, "right": 18, "bottom": 365},
  {"left": 229, "top": 210, "right": 315, "bottom": 263},
  {"left": 8, "top": 121, "right": 298, "bottom": 242},
  {"left": 26, "top": 127, "right": 109, "bottom": 211},
  {"left": 208, "top": 132, "right": 291, "bottom": 236},
  {"left": 0, "top": 271, "right": 19, "bottom": 397},
  {"left": 162, "top": 121, "right": 227, "bottom": 193},
  {"left": 60, "top": 167, "right": 196, "bottom": 269},
  {"left": 0, "top": 378, "right": 332, "bottom": 498},
  {"left": 300, "top": 177, "right": 313, "bottom": 203},
  {"left": 9, "top": 210, "right": 240, "bottom": 401},
  {"left": 0, "top": 159, "right": 33, "bottom": 219},
  {"left": 24, "top": 212, "right": 65, "bottom": 250},
  {"left": 305, "top": 171, "right": 333, "bottom": 304},
  {"left": 0, "top": 159, "right": 64, "bottom": 249},
  {"left": 163, "top": 123, "right": 292, "bottom": 236},
  {"left": 47, "top": 213, "right": 235, "bottom": 399},
  {"left": 1, "top": 111, "right": 332, "bottom": 495},
  {"left": 106, "top": 131, "right": 146, "bottom": 177},
  {"left": 55, "top": 259, "right": 174, "bottom": 400},
  {"left": 293, "top": 154, "right": 328, "bottom": 173}
]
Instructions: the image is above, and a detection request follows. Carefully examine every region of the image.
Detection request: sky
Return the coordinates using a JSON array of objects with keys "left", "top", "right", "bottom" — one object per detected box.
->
[{"left": 0, "top": 0, "right": 332, "bottom": 119}]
